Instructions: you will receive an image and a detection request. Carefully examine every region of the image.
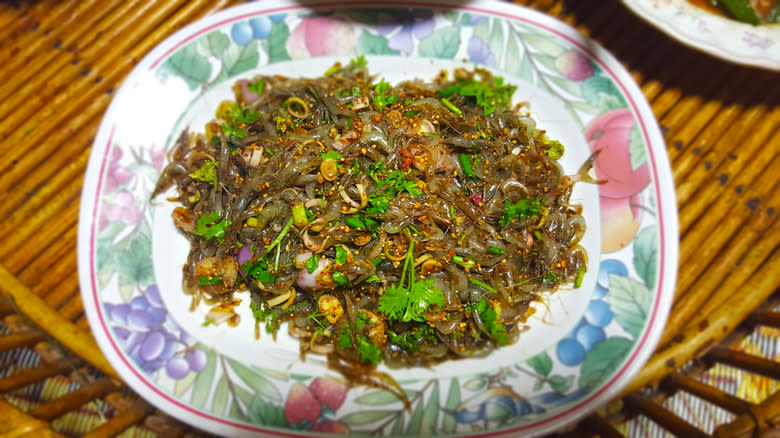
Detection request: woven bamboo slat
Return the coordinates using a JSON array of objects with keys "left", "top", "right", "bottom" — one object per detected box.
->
[{"left": 0, "top": 0, "right": 777, "bottom": 437}]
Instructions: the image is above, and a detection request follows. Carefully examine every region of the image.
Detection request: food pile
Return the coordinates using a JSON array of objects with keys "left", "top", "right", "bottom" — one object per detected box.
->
[{"left": 153, "top": 57, "right": 590, "bottom": 379}]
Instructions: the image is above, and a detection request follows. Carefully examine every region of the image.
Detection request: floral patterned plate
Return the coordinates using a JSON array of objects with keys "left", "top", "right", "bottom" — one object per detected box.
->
[
  {"left": 77, "top": 1, "right": 678, "bottom": 437},
  {"left": 622, "top": 0, "right": 780, "bottom": 70}
]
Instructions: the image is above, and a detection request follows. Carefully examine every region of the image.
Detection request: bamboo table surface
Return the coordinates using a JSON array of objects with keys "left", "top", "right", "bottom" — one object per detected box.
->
[{"left": 0, "top": 0, "right": 777, "bottom": 436}]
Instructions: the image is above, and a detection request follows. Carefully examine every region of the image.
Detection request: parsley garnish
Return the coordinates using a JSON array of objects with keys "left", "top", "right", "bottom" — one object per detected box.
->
[
  {"left": 469, "top": 298, "right": 509, "bottom": 346},
  {"left": 189, "top": 160, "right": 218, "bottom": 186},
  {"left": 332, "top": 271, "right": 351, "bottom": 287},
  {"left": 389, "top": 325, "right": 436, "bottom": 352},
  {"left": 378, "top": 240, "right": 444, "bottom": 322},
  {"left": 372, "top": 78, "right": 398, "bottom": 111},
  {"left": 499, "top": 198, "right": 546, "bottom": 227},
  {"left": 194, "top": 212, "right": 231, "bottom": 242}
]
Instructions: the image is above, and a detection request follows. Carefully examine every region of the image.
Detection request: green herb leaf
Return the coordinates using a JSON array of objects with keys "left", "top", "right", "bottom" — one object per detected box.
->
[
  {"left": 305, "top": 254, "right": 319, "bottom": 274},
  {"left": 378, "top": 241, "right": 444, "bottom": 322},
  {"left": 195, "top": 212, "right": 231, "bottom": 241},
  {"left": 332, "top": 271, "right": 351, "bottom": 287},
  {"left": 458, "top": 153, "right": 476, "bottom": 178},
  {"left": 248, "top": 79, "right": 265, "bottom": 95},
  {"left": 335, "top": 246, "right": 348, "bottom": 265},
  {"left": 499, "top": 198, "right": 546, "bottom": 226},
  {"left": 546, "top": 139, "right": 565, "bottom": 160},
  {"left": 189, "top": 160, "right": 219, "bottom": 186},
  {"left": 470, "top": 298, "right": 509, "bottom": 345},
  {"left": 241, "top": 258, "right": 275, "bottom": 284},
  {"left": 199, "top": 275, "right": 223, "bottom": 285},
  {"left": 372, "top": 78, "right": 399, "bottom": 111}
]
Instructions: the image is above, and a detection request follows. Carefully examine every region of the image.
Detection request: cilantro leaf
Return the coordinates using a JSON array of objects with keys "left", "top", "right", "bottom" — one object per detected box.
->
[
  {"left": 194, "top": 212, "right": 231, "bottom": 241},
  {"left": 189, "top": 160, "right": 218, "bottom": 186},
  {"left": 248, "top": 78, "right": 265, "bottom": 95},
  {"left": 241, "top": 258, "right": 275, "bottom": 284},
  {"left": 471, "top": 298, "right": 509, "bottom": 346},
  {"left": 305, "top": 254, "right": 319, "bottom": 274},
  {"left": 378, "top": 240, "right": 444, "bottom": 323},
  {"left": 372, "top": 78, "right": 398, "bottom": 111},
  {"left": 335, "top": 246, "right": 348, "bottom": 265},
  {"left": 436, "top": 74, "right": 517, "bottom": 116},
  {"left": 499, "top": 198, "right": 546, "bottom": 227}
]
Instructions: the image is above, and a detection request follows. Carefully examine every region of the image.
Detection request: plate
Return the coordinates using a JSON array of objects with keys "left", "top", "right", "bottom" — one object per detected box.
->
[
  {"left": 622, "top": 0, "right": 780, "bottom": 70},
  {"left": 77, "top": 1, "right": 678, "bottom": 436}
]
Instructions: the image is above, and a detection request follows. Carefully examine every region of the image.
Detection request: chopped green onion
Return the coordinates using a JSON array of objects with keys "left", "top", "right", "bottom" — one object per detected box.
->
[
  {"left": 452, "top": 255, "right": 476, "bottom": 269},
  {"left": 487, "top": 246, "right": 505, "bottom": 255},
  {"left": 441, "top": 97, "right": 462, "bottom": 116},
  {"left": 291, "top": 203, "right": 308, "bottom": 227},
  {"left": 459, "top": 153, "right": 475, "bottom": 178},
  {"left": 574, "top": 265, "right": 586, "bottom": 288},
  {"left": 468, "top": 278, "right": 496, "bottom": 293},
  {"left": 534, "top": 230, "right": 543, "bottom": 240}
]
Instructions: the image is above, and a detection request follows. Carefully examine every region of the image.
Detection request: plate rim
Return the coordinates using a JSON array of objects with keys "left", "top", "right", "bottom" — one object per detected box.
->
[
  {"left": 77, "top": 1, "right": 679, "bottom": 436},
  {"left": 621, "top": 0, "right": 780, "bottom": 70}
]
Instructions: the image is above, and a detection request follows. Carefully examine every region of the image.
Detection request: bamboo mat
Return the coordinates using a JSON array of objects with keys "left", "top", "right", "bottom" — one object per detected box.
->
[{"left": 0, "top": 0, "right": 777, "bottom": 436}]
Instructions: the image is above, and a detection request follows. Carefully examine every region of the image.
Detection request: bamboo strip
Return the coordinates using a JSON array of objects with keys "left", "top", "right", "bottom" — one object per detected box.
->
[
  {"left": 714, "top": 391, "right": 780, "bottom": 438},
  {"left": 0, "top": 1, "right": 177, "bottom": 145},
  {"left": 0, "top": 332, "right": 46, "bottom": 352},
  {"left": 662, "top": 204, "right": 779, "bottom": 346},
  {"left": 0, "top": 0, "right": 96, "bottom": 67},
  {"left": 661, "top": 373, "right": 752, "bottom": 414},
  {"left": 0, "top": 264, "right": 117, "bottom": 379},
  {"left": 0, "top": 1, "right": 128, "bottom": 106},
  {"left": 0, "top": 0, "right": 236, "bottom": 209},
  {"left": 0, "top": 107, "right": 102, "bottom": 223},
  {"left": 29, "top": 377, "right": 119, "bottom": 421},
  {"left": 678, "top": 113, "right": 778, "bottom": 233},
  {"left": 40, "top": 270, "right": 80, "bottom": 311},
  {"left": 624, "top": 251, "right": 777, "bottom": 395},
  {"left": 0, "top": 295, "right": 13, "bottom": 316},
  {"left": 18, "top": 222, "right": 79, "bottom": 292},
  {"left": 674, "top": 151, "right": 778, "bottom": 296},
  {"left": 659, "top": 69, "right": 745, "bottom": 157},
  {"left": 577, "top": 414, "right": 623, "bottom": 438},
  {"left": 0, "top": 0, "right": 197, "bottom": 145},
  {"left": 0, "top": 358, "right": 76, "bottom": 392},
  {"left": 0, "top": 398, "right": 64, "bottom": 438},
  {"left": 747, "top": 310, "right": 780, "bottom": 329},
  {"left": 3, "top": 200, "right": 79, "bottom": 279},
  {"left": 685, "top": 211, "right": 779, "bottom": 326},
  {"left": 81, "top": 396, "right": 155, "bottom": 438},
  {"left": 4, "top": 182, "right": 82, "bottom": 275},
  {"left": 675, "top": 105, "right": 774, "bottom": 209},
  {"left": 58, "top": 293, "right": 84, "bottom": 323},
  {"left": 623, "top": 393, "right": 710, "bottom": 438},
  {"left": 0, "top": 0, "right": 64, "bottom": 48},
  {"left": 0, "top": 92, "right": 109, "bottom": 221},
  {"left": 670, "top": 98, "right": 768, "bottom": 184},
  {"left": 77, "top": 315, "right": 91, "bottom": 332},
  {"left": 706, "top": 346, "right": 780, "bottom": 380}
]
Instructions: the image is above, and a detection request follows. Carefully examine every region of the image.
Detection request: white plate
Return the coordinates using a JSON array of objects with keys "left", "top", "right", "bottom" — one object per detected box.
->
[
  {"left": 78, "top": 1, "right": 678, "bottom": 436},
  {"left": 622, "top": 0, "right": 780, "bottom": 70}
]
